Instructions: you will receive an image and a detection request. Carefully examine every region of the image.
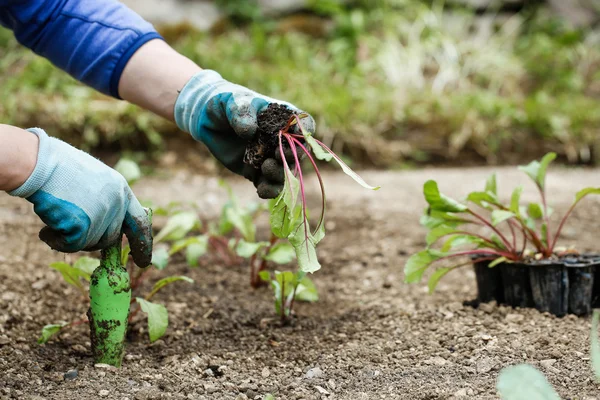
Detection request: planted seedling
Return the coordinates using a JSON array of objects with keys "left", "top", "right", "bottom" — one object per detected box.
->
[
  {"left": 405, "top": 152, "right": 600, "bottom": 295},
  {"left": 254, "top": 104, "right": 379, "bottom": 275}
]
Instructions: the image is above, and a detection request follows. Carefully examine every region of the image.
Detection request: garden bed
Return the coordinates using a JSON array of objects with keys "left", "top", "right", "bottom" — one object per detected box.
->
[{"left": 1, "top": 167, "right": 599, "bottom": 399}]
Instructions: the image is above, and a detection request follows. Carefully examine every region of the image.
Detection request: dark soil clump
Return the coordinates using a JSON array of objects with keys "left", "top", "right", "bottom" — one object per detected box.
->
[{"left": 244, "top": 103, "right": 296, "bottom": 168}]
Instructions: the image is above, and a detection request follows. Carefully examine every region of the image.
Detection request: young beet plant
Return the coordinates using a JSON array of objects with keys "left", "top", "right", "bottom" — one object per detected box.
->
[
  {"left": 260, "top": 113, "right": 379, "bottom": 319},
  {"left": 269, "top": 114, "right": 380, "bottom": 272},
  {"left": 405, "top": 152, "right": 600, "bottom": 292}
]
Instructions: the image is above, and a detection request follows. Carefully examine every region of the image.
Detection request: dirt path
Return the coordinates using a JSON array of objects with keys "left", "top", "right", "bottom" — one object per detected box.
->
[{"left": 1, "top": 166, "right": 600, "bottom": 400}]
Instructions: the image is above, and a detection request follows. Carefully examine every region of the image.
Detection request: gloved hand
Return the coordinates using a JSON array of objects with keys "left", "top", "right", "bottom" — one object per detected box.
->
[
  {"left": 174, "top": 70, "right": 315, "bottom": 199},
  {"left": 8, "top": 128, "right": 152, "bottom": 267}
]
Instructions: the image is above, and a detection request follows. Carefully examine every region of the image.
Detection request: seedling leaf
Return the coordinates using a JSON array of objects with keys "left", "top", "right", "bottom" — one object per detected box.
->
[
  {"left": 305, "top": 134, "right": 333, "bottom": 161},
  {"left": 527, "top": 203, "right": 544, "bottom": 219},
  {"left": 489, "top": 256, "right": 508, "bottom": 268},
  {"left": 73, "top": 257, "right": 100, "bottom": 276},
  {"left": 50, "top": 262, "right": 88, "bottom": 289},
  {"left": 225, "top": 206, "right": 256, "bottom": 242},
  {"left": 428, "top": 267, "right": 452, "bottom": 293},
  {"left": 426, "top": 225, "right": 458, "bottom": 246},
  {"left": 485, "top": 173, "right": 497, "bottom": 196},
  {"left": 312, "top": 139, "right": 379, "bottom": 190},
  {"left": 404, "top": 250, "right": 446, "bottom": 284},
  {"left": 186, "top": 242, "right": 208, "bottom": 268},
  {"left": 295, "top": 275, "right": 319, "bottom": 302},
  {"left": 575, "top": 188, "right": 600, "bottom": 204},
  {"left": 235, "top": 240, "right": 269, "bottom": 258},
  {"left": 491, "top": 210, "right": 515, "bottom": 226},
  {"left": 121, "top": 244, "right": 131, "bottom": 266},
  {"left": 149, "top": 276, "right": 194, "bottom": 298},
  {"left": 265, "top": 242, "right": 296, "bottom": 264},
  {"left": 423, "top": 181, "right": 467, "bottom": 213},
  {"left": 497, "top": 364, "right": 560, "bottom": 400},
  {"left": 170, "top": 235, "right": 208, "bottom": 255},
  {"left": 518, "top": 153, "right": 556, "bottom": 190},
  {"left": 510, "top": 186, "right": 523, "bottom": 215},
  {"left": 154, "top": 212, "right": 199, "bottom": 243},
  {"left": 467, "top": 191, "right": 500, "bottom": 209},
  {"left": 289, "top": 222, "right": 321, "bottom": 273},
  {"left": 151, "top": 248, "right": 169, "bottom": 270},
  {"left": 38, "top": 323, "right": 67, "bottom": 344},
  {"left": 136, "top": 298, "right": 168, "bottom": 343}
]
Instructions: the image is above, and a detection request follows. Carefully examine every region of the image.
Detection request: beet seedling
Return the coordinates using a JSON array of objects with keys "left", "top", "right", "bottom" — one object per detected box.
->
[
  {"left": 405, "top": 152, "right": 600, "bottom": 292},
  {"left": 260, "top": 105, "right": 380, "bottom": 275}
]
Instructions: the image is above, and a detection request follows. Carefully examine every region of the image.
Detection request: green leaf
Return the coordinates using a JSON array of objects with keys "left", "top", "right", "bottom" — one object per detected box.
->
[
  {"left": 186, "top": 242, "right": 208, "bottom": 268},
  {"left": 114, "top": 158, "right": 142, "bottom": 185},
  {"left": 150, "top": 276, "right": 194, "bottom": 297},
  {"left": 466, "top": 191, "right": 499, "bottom": 209},
  {"left": 225, "top": 206, "right": 256, "bottom": 242},
  {"left": 264, "top": 395, "right": 275, "bottom": 400},
  {"left": 591, "top": 310, "right": 600, "bottom": 381},
  {"left": 510, "top": 186, "right": 523, "bottom": 215},
  {"left": 426, "top": 225, "right": 459, "bottom": 246},
  {"left": 38, "top": 323, "right": 67, "bottom": 344},
  {"left": 136, "top": 298, "right": 169, "bottom": 343},
  {"left": 265, "top": 242, "right": 296, "bottom": 264},
  {"left": 404, "top": 250, "right": 446, "bottom": 284},
  {"left": 295, "top": 275, "right": 319, "bottom": 302},
  {"left": 151, "top": 248, "right": 169, "bottom": 270},
  {"left": 420, "top": 210, "right": 472, "bottom": 229},
  {"left": 423, "top": 181, "right": 467, "bottom": 213},
  {"left": 440, "top": 235, "right": 488, "bottom": 252},
  {"left": 485, "top": 173, "right": 497, "bottom": 196},
  {"left": 258, "top": 271, "right": 271, "bottom": 282},
  {"left": 428, "top": 267, "right": 452, "bottom": 293},
  {"left": 489, "top": 256, "right": 508, "bottom": 268},
  {"left": 50, "top": 262, "right": 88, "bottom": 289},
  {"left": 491, "top": 210, "right": 515, "bottom": 226},
  {"left": 154, "top": 212, "right": 199, "bottom": 243},
  {"left": 497, "top": 364, "right": 560, "bottom": 400},
  {"left": 321, "top": 145, "right": 379, "bottom": 190},
  {"left": 518, "top": 153, "right": 556, "bottom": 190},
  {"left": 289, "top": 222, "right": 322, "bottom": 273},
  {"left": 574, "top": 188, "right": 600, "bottom": 204},
  {"left": 305, "top": 134, "right": 333, "bottom": 161},
  {"left": 270, "top": 161, "right": 302, "bottom": 239},
  {"left": 235, "top": 240, "right": 269, "bottom": 258},
  {"left": 73, "top": 257, "right": 100, "bottom": 277},
  {"left": 527, "top": 203, "right": 544, "bottom": 219},
  {"left": 121, "top": 244, "right": 131, "bottom": 266},
  {"left": 169, "top": 235, "right": 208, "bottom": 255}
]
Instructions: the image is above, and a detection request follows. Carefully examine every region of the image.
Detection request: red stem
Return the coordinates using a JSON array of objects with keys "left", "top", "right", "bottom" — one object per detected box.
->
[
  {"left": 550, "top": 202, "right": 578, "bottom": 252},
  {"left": 467, "top": 210, "right": 514, "bottom": 252}
]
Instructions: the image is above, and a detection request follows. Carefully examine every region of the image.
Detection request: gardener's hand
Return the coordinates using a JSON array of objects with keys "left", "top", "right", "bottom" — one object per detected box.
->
[
  {"left": 174, "top": 70, "right": 315, "bottom": 199},
  {"left": 8, "top": 128, "right": 153, "bottom": 267}
]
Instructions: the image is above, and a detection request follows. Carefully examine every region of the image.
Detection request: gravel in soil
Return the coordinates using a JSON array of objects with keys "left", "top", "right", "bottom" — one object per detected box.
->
[{"left": 2, "top": 167, "right": 600, "bottom": 400}]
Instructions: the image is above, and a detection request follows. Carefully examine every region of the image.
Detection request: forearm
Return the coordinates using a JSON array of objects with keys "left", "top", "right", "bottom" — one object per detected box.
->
[
  {"left": 118, "top": 40, "right": 202, "bottom": 121},
  {"left": 0, "top": 125, "right": 38, "bottom": 191}
]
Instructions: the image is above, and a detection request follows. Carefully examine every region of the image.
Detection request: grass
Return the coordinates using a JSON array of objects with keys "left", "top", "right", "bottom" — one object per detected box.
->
[{"left": 1, "top": 2, "right": 599, "bottom": 167}]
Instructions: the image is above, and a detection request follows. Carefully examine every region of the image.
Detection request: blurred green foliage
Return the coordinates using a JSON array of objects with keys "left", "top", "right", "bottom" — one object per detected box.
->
[{"left": 1, "top": 1, "right": 599, "bottom": 166}]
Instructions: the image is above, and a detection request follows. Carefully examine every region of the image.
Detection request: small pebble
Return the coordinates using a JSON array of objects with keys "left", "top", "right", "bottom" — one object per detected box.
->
[
  {"left": 63, "top": 370, "right": 78, "bottom": 381},
  {"left": 305, "top": 367, "right": 324, "bottom": 379},
  {"left": 99, "top": 390, "right": 109, "bottom": 397},
  {"left": 261, "top": 367, "right": 270, "bottom": 378}
]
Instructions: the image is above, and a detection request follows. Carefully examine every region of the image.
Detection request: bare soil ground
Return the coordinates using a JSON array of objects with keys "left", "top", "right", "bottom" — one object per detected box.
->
[{"left": 2, "top": 166, "right": 600, "bottom": 400}]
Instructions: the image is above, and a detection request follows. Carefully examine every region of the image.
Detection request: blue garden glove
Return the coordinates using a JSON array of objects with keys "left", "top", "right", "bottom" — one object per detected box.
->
[
  {"left": 8, "top": 128, "right": 152, "bottom": 267},
  {"left": 174, "top": 70, "right": 316, "bottom": 199}
]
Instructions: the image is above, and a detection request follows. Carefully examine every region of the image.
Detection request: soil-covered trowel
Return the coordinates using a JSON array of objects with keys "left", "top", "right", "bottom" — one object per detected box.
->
[{"left": 87, "top": 210, "right": 152, "bottom": 367}]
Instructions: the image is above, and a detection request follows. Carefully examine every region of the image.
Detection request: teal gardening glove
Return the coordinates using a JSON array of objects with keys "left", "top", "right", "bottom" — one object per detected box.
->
[
  {"left": 9, "top": 128, "right": 152, "bottom": 267},
  {"left": 174, "top": 70, "right": 316, "bottom": 199}
]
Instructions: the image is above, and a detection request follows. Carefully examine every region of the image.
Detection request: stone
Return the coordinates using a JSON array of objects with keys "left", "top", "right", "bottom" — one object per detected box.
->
[
  {"left": 305, "top": 367, "right": 324, "bottom": 379},
  {"left": 63, "top": 369, "right": 78, "bottom": 381}
]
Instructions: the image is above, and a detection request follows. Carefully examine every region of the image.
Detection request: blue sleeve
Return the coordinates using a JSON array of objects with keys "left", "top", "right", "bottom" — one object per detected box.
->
[{"left": 0, "top": 0, "right": 163, "bottom": 98}]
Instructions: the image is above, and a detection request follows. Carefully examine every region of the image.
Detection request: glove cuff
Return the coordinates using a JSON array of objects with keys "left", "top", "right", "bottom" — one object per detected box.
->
[
  {"left": 174, "top": 69, "right": 226, "bottom": 134},
  {"left": 8, "top": 128, "right": 54, "bottom": 199}
]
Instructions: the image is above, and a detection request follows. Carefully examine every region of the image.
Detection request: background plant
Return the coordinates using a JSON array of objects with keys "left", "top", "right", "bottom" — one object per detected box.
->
[{"left": 404, "top": 152, "right": 600, "bottom": 292}]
